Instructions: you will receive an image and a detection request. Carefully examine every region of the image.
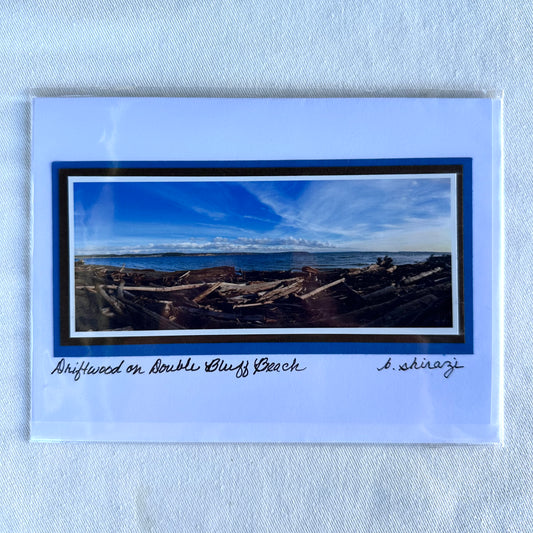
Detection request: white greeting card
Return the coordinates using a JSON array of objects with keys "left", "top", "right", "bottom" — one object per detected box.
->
[{"left": 31, "top": 97, "right": 502, "bottom": 443}]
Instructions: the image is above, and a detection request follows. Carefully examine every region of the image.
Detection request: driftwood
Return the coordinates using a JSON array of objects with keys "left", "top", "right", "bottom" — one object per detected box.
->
[
  {"left": 233, "top": 301, "right": 268, "bottom": 309},
  {"left": 96, "top": 284, "right": 125, "bottom": 314},
  {"left": 193, "top": 282, "right": 223, "bottom": 303},
  {"left": 117, "top": 280, "right": 125, "bottom": 299},
  {"left": 74, "top": 255, "right": 453, "bottom": 331},
  {"left": 233, "top": 281, "right": 303, "bottom": 308},
  {"left": 363, "top": 284, "right": 397, "bottom": 302},
  {"left": 221, "top": 278, "right": 301, "bottom": 294},
  {"left": 94, "top": 283, "right": 187, "bottom": 330},
  {"left": 367, "top": 294, "right": 439, "bottom": 327},
  {"left": 116, "top": 295, "right": 186, "bottom": 330},
  {"left": 257, "top": 279, "right": 303, "bottom": 303},
  {"left": 76, "top": 280, "right": 287, "bottom": 294},
  {"left": 77, "top": 283, "right": 207, "bottom": 292},
  {"left": 218, "top": 282, "right": 281, "bottom": 297},
  {"left": 298, "top": 278, "right": 346, "bottom": 300},
  {"left": 403, "top": 267, "right": 442, "bottom": 285}
]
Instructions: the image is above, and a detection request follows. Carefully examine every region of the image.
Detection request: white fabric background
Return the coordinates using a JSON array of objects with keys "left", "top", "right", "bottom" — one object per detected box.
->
[{"left": 0, "top": 1, "right": 528, "bottom": 531}]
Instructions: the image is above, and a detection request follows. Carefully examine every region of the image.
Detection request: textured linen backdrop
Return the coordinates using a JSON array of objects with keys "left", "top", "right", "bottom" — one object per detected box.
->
[{"left": 0, "top": 1, "right": 530, "bottom": 531}]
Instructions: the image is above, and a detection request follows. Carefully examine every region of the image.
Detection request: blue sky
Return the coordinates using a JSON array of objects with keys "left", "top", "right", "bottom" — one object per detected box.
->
[{"left": 73, "top": 177, "right": 452, "bottom": 254}]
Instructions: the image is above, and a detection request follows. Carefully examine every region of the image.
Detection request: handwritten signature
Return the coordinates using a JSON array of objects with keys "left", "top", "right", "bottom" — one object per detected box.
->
[{"left": 377, "top": 356, "right": 464, "bottom": 378}]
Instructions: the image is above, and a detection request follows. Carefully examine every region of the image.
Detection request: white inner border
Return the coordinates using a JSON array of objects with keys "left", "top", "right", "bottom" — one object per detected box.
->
[{"left": 68, "top": 172, "right": 460, "bottom": 339}]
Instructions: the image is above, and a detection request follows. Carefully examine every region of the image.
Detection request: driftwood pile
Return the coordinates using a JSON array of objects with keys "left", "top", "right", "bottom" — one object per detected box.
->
[{"left": 74, "top": 255, "right": 453, "bottom": 332}]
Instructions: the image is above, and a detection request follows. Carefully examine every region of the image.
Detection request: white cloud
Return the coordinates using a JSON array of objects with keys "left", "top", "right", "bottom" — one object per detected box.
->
[
  {"left": 241, "top": 178, "right": 452, "bottom": 250},
  {"left": 76, "top": 235, "right": 337, "bottom": 255}
]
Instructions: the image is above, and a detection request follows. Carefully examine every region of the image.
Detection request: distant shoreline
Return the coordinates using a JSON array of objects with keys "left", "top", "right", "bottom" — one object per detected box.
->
[
  {"left": 76, "top": 250, "right": 450, "bottom": 259},
  {"left": 76, "top": 251, "right": 313, "bottom": 259}
]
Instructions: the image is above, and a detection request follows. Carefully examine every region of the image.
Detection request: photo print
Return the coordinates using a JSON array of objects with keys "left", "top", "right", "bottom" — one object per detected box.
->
[{"left": 56, "top": 161, "right": 468, "bottom": 349}]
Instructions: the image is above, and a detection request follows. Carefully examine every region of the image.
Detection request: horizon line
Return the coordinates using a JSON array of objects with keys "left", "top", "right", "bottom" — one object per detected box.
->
[{"left": 75, "top": 250, "right": 451, "bottom": 257}]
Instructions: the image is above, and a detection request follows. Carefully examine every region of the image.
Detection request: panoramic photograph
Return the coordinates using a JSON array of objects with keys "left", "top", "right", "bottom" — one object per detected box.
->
[{"left": 70, "top": 175, "right": 456, "bottom": 334}]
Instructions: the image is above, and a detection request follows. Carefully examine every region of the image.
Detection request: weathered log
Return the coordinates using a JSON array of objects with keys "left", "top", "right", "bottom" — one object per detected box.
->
[
  {"left": 96, "top": 284, "right": 125, "bottom": 314},
  {"left": 402, "top": 267, "right": 442, "bottom": 285},
  {"left": 117, "top": 280, "right": 125, "bottom": 299},
  {"left": 298, "top": 278, "right": 346, "bottom": 300},
  {"left": 302, "top": 266, "right": 320, "bottom": 279},
  {"left": 116, "top": 297, "right": 186, "bottom": 330},
  {"left": 366, "top": 294, "right": 439, "bottom": 327},
  {"left": 363, "top": 284, "right": 398, "bottom": 302},
  {"left": 364, "top": 264, "right": 383, "bottom": 273},
  {"left": 257, "top": 279, "right": 303, "bottom": 303},
  {"left": 193, "top": 282, "right": 223, "bottom": 303},
  {"left": 337, "top": 282, "right": 367, "bottom": 305},
  {"left": 185, "top": 265, "right": 236, "bottom": 283},
  {"left": 77, "top": 283, "right": 208, "bottom": 292},
  {"left": 219, "top": 278, "right": 302, "bottom": 295},
  {"left": 178, "top": 271, "right": 190, "bottom": 280},
  {"left": 233, "top": 302, "right": 267, "bottom": 309}
]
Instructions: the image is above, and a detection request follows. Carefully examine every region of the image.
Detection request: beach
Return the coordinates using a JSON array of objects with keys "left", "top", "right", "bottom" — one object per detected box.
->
[{"left": 73, "top": 254, "right": 453, "bottom": 332}]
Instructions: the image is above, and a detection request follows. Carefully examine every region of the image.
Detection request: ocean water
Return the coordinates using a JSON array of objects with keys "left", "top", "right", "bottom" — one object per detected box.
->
[{"left": 77, "top": 251, "right": 445, "bottom": 273}]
